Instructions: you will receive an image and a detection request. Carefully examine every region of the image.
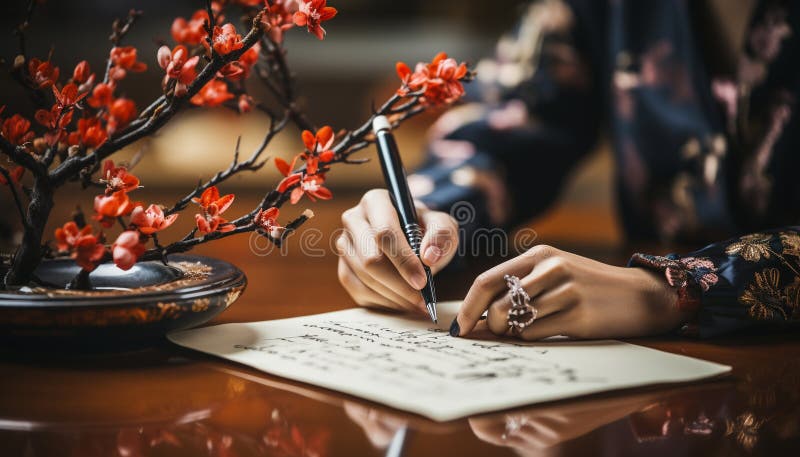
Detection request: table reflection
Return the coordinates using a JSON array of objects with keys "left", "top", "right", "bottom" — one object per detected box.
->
[{"left": 1, "top": 344, "right": 799, "bottom": 456}]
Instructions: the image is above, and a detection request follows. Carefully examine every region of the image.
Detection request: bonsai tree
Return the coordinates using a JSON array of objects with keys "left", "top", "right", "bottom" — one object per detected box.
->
[{"left": 0, "top": 0, "right": 472, "bottom": 289}]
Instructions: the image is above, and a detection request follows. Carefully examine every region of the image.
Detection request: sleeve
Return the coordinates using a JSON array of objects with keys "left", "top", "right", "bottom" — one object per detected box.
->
[
  {"left": 411, "top": 0, "right": 607, "bottom": 236},
  {"left": 629, "top": 227, "right": 800, "bottom": 337}
]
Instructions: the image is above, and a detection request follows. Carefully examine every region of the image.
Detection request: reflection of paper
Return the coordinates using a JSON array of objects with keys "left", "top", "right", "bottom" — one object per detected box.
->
[{"left": 168, "top": 301, "right": 730, "bottom": 421}]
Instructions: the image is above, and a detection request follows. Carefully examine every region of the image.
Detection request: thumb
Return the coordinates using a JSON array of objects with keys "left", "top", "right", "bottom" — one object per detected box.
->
[{"left": 419, "top": 209, "right": 459, "bottom": 273}]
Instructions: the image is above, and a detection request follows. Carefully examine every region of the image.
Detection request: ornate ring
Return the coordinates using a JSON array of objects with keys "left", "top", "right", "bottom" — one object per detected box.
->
[{"left": 504, "top": 274, "right": 537, "bottom": 331}]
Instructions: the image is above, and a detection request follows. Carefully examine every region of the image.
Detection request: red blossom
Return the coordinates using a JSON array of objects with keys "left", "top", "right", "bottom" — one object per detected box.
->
[
  {"left": 107, "top": 98, "right": 137, "bottom": 133},
  {"left": 293, "top": 0, "right": 337, "bottom": 40},
  {"left": 158, "top": 45, "right": 200, "bottom": 97},
  {"left": 130, "top": 204, "right": 178, "bottom": 235},
  {"left": 27, "top": 58, "right": 60, "bottom": 89},
  {"left": 52, "top": 83, "right": 87, "bottom": 108},
  {"left": 101, "top": 159, "right": 140, "bottom": 194},
  {"left": 72, "top": 61, "right": 96, "bottom": 92},
  {"left": 253, "top": 207, "right": 283, "bottom": 238},
  {"left": 238, "top": 94, "right": 254, "bottom": 113},
  {"left": 274, "top": 126, "right": 336, "bottom": 203},
  {"left": 193, "top": 186, "right": 235, "bottom": 234},
  {"left": 68, "top": 117, "right": 108, "bottom": 148},
  {"left": 263, "top": 1, "right": 297, "bottom": 43},
  {"left": 211, "top": 23, "right": 244, "bottom": 55},
  {"left": 35, "top": 104, "right": 71, "bottom": 130},
  {"left": 34, "top": 104, "right": 73, "bottom": 146},
  {"left": 1, "top": 114, "right": 35, "bottom": 145},
  {"left": 0, "top": 166, "right": 24, "bottom": 185},
  {"left": 109, "top": 46, "right": 147, "bottom": 80},
  {"left": 219, "top": 43, "right": 260, "bottom": 81},
  {"left": 112, "top": 230, "right": 146, "bottom": 270},
  {"left": 231, "top": 0, "right": 264, "bottom": 6},
  {"left": 274, "top": 126, "right": 335, "bottom": 176},
  {"left": 396, "top": 52, "right": 468, "bottom": 106},
  {"left": 301, "top": 125, "right": 335, "bottom": 161},
  {"left": 190, "top": 79, "right": 234, "bottom": 107},
  {"left": 171, "top": 9, "right": 211, "bottom": 46},
  {"left": 93, "top": 190, "right": 137, "bottom": 227},
  {"left": 54, "top": 221, "right": 106, "bottom": 272},
  {"left": 278, "top": 172, "right": 332, "bottom": 204},
  {"left": 72, "top": 60, "right": 92, "bottom": 84},
  {"left": 88, "top": 83, "right": 114, "bottom": 108}
]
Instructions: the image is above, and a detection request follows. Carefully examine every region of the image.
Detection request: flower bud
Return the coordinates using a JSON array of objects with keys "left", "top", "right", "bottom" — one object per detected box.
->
[{"left": 157, "top": 45, "right": 171, "bottom": 70}]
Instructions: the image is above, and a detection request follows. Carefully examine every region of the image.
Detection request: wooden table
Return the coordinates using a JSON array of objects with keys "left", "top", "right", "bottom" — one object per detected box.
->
[{"left": 1, "top": 192, "right": 799, "bottom": 456}]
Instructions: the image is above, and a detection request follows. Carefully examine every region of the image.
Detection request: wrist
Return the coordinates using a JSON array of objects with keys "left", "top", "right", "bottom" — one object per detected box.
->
[{"left": 631, "top": 267, "right": 697, "bottom": 333}]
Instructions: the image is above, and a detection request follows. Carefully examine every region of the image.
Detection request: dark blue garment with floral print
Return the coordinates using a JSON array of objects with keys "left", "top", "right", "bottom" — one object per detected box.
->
[{"left": 410, "top": 0, "right": 800, "bottom": 336}]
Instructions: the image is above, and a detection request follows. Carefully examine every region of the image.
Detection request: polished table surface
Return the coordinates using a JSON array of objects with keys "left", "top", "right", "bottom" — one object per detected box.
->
[{"left": 1, "top": 193, "right": 799, "bottom": 456}]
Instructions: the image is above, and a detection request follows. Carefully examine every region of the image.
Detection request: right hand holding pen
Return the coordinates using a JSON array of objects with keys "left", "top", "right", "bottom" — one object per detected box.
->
[{"left": 336, "top": 189, "right": 459, "bottom": 313}]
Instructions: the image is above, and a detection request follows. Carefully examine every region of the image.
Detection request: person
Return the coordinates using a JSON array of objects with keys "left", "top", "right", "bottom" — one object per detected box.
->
[{"left": 336, "top": 0, "right": 800, "bottom": 340}]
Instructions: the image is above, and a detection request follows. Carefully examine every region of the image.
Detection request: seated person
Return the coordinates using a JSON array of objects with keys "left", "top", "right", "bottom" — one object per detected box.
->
[{"left": 336, "top": 0, "right": 800, "bottom": 340}]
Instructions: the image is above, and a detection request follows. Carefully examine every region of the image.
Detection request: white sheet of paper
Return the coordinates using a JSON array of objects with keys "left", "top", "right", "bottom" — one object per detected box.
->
[{"left": 168, "top": 301, "right": 731, "bottom": 421}]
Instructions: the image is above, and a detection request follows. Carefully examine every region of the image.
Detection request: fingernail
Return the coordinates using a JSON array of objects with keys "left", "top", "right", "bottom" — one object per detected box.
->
[
  {"left": 449, "top": 318, "right": 460, "bottom": 337},
  {"left": 423, "top": 245, "right": 442, "bottom": 266}
]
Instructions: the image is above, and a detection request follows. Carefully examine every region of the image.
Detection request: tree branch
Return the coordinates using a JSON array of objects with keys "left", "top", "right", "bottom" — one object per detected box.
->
[
  {"left": 0, "top": 136, "right": 46, "bottom": 177},
  {"left": 49, "top": 12, "right": 267, "bottom": 187}
]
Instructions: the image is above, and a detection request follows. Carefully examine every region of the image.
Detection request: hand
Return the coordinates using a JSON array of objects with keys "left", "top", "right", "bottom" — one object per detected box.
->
[
  {"left": 452, "top": 245, "right": 689, "bottom": 340},
  {"left": 343, "top": 402, "right": 409, "bottom": 449},
  {"left": 336, "top": 189, "right": 459, "bottom": 314},
  {"left": 468, "top": 390, "right": 665, "bottom": 454}
]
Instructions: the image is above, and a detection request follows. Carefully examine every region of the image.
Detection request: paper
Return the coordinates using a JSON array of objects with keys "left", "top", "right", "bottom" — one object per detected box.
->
[{"left": 168, "top": 301, "right": 731, "bottom": 421}]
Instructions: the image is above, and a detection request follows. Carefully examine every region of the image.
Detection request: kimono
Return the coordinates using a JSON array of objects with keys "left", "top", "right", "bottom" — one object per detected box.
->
[{"left": 410, "top": 0, "right": 800, "bottom": 336}]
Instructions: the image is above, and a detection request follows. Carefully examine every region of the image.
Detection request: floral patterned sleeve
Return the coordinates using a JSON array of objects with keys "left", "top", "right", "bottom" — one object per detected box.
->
[
  {"left": 629, "top": 228, "right": 800, "bottom": 337},
  {"left": 410, "top": 0, "right": 605, "bottom": 234}
]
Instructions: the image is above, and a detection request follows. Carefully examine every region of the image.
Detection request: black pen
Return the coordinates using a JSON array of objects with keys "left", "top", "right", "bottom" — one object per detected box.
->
[{"left": 373, "top": 115, "right": 437, "bottom": 323}]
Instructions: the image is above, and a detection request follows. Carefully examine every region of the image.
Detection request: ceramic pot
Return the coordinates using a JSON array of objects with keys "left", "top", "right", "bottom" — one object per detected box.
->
[{"left": 0, "top": 255, "right": 245, "bottom": 349}]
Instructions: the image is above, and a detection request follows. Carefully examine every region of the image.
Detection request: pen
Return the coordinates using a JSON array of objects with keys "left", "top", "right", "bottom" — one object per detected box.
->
[{"left": 372, "top": 115, "right": 438, "bottom": 323}]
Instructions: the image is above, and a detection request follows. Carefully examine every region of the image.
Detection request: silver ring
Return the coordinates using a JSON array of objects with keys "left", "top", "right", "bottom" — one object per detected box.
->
[{"left": 504, "top": 274, "right": 537, "bottom": 331}]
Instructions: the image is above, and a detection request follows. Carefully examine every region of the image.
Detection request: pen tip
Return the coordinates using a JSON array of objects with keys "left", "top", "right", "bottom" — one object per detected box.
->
[{"left": 426, "top": 301, "right": 437, "bottom": 324}]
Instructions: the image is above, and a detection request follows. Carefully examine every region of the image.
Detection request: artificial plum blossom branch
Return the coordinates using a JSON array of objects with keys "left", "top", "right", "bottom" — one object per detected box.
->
[{"left": 1, "top": 1, "right": 472, "bottom": 288}]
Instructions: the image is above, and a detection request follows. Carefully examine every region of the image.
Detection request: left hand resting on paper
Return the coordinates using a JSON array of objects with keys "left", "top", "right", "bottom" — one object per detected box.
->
[{"left": 452, "top": 245, "right": 691, "bottom": 340}]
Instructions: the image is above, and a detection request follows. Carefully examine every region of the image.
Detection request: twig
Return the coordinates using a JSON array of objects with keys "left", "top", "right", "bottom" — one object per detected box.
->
[
  {"left": 102, "top": 10, "right": 142, "bottom": 84},
  {"left": 164, "top": 112, "right": 288, "bottom": 215},
  {"left": 13, "top": 0, "right": 37, "bottom": 59},
  {"left": 140, "top": 223, "right": 256, "bottom": 260},
  {"left": 9, "top": 0, "right": 49, "bottom": 108},
  {"left": 256, "top": 36, "right": 315, "bottom": 131},
  {"left": 274, "top": 211, "right": 313, "bottom": 247}
]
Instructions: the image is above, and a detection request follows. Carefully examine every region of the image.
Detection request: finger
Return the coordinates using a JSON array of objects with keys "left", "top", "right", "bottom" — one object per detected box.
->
[
  {"left": 468, "top": 417, "right": 512, "bottom": 447},
  {"left": 341, "top": 207, "right": 424, "bottom": 308},
  {"left": 485, "top": 267, "right": 573, "bottom": 335},
  {"left": 361, "top": 190, "right": 427, "bottom": 289},
  {"left": 419, "top": 209, "right": 459, "bottom": 273},
  {"left": 515, "top": 308, "right": 578, "bottom": 341},
  {"left": 337, "top": 256, "right": 402, "bottom": 311},
  {"left": 455, "top": 245, "right": 557, "bottom": 336},
  {"left": 336, "top": 236, "right": 422, "bottom": 313}
]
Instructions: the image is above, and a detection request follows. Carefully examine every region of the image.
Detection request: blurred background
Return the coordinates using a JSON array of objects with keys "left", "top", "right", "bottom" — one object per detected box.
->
[{"left": 0, "top": 1, "right": 620, "bottom": 301}]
